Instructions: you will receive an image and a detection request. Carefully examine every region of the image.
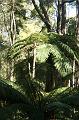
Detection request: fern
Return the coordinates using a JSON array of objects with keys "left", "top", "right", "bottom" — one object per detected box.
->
[
  {"left": 0, "top": 77, "right": 79, "bottom": 119},
  {"left": 5, "top": 32, "right": 79, "bottom": 119},
  {"left": 9, "top": 32, "right": 79, "bottom": 78}
]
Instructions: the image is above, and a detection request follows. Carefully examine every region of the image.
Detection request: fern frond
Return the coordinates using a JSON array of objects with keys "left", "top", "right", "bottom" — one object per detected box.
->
[
  {"left": 0, "top": 77, "right": 27, "bottom": 104},
  {"left": 0, "top": 104, "right": 30, "bottom": 120}
]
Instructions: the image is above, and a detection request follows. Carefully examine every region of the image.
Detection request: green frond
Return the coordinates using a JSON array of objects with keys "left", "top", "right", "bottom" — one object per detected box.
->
[
  {"left": 13, "top": 32, "right": 48, "bottom": 48},
  {"left": 61, "top": 92, "right": 79, "bottom": 107},
  {"left": 47, "top": 87, "right": 79, "bottom": 107},
  {"left": 0, "top": 104, "right": 30, "bottom": 120},
  {"left": 52, "top": 39, "right": 79, "bottom": 61},
  {"left": 45, "top": 87, "right": 68, "bottom": 102},
  {"left": 0, "top": 77, "right": 27, "bottom": 104},
  {"left": 46, "top": 101, "right": 73, "bottom": 114},
  {"left": 61, "top": 35, "right": 79, "bottom": 59},
  {"left": 9, "top": 32, "right": 79, "bottom": 77},
  {"left": 43, "top": 87, "right": 79, "bottom": 119},
  {"left": 29, "top": 32, "right": 49, "bottom": 43},
  {"left": 45, "top": 101, "right": 74, "bottom": 119},
  {"left": 36, "top": 43, "right": 72, "bottom": 76},
  {"left": 36, "top": 44, "right": 51, "bottom": 62}
]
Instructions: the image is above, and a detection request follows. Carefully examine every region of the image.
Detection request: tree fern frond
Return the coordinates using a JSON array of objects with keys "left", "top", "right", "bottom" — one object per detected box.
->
[
  {"left": 46, "top": 101, "right": 73, "bottom": 113},
  {"left": 53, "top": 40, "right": 78, "bottom": 62},
  {"left": 36, "top": 43, "right": 72, "bottom": 77},
  {"left": 61, "top": 92, "right": 79, "bottom": 107},
  {"left": 9, "top": 32, "right": 79, "bottom": 78},
  {"left": 0, "top": 77, "right": 28, "bottom": 104},
  {"left": 0, "top": 104, "right": 30, "bottom": 120},
  {"left": 36, "top": 44, "right": 51, "bottom": 62},
  {"left": 45, "top": 101, "right": 74, "bottom": 119}
]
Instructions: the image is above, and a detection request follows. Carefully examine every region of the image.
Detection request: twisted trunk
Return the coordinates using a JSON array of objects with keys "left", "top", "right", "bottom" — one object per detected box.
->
[{"left": 32, "top": 0, "right": 52, "bottom": 32}]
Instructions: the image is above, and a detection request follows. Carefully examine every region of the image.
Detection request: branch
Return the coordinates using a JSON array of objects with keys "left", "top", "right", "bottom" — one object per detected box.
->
[
  {"left": 31, "top": 0, "right": 51, "bottom": 31},
  {"left": 64, "top": 0, "right": 75, "bottom": 4},
  {"left": 39, "top": 0, "right": 50, "bottom": 21},
  {"left": 31, "top": 0, "right": 45, "bottom": 22}
]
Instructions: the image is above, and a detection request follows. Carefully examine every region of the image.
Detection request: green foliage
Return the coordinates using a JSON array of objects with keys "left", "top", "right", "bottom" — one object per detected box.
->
[
  {"left": 9, "top": 32, "right": 79, "bottom": 77},
  {"left": 0, "top": 77, "right": 27, "bottom": 104},
  {"left": 46, "top": 102, "right": 73, "bottom": 119},
  {"left": 0, "top": 77, "right": 79, "bottom": 119},
  {"left": 14, "top": 60, "right": 43, "bottom": 102},
  {"left": 1, "top": 31, "right": 79, "bottom": 119},
  {"left": 0, "top": 0, "right": 79, "bottom": 119}
]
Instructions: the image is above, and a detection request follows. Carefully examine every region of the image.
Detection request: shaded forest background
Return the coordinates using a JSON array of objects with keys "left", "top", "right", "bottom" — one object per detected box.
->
[{"left": 0, "top": 0, "right": 79, "bottom": 120}]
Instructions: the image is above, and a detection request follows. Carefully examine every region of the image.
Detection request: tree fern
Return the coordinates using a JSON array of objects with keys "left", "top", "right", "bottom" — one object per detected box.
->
[
  {"left": 6, "top": 32, "right": 79, "bottom": 113},
  {"left": 9, "top": 32, "right": 79, "bottom": 78}
]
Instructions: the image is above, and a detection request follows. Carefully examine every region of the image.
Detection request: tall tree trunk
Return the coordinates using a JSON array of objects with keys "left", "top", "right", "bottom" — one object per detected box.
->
[
  {"left": 61, "top": 0, "right": 66, "bottom": 34},
  {"left": 10, "top": 0, "right": 16, "bottom": 81},
  {"left": 28, "top": 50, "right": 31, "bottom": 78},
  {"left": 32, "top": 43, "right": 36, "bottom": 79},
  {"left": 68, "top": 79, "right": 71, "bottom": 87},
  {"left": 76, "top": 0, "right": 79, "bottom": 46},
  {"left": 10, "top": 1, "right": 16, "bottom": 45},
  {"left": 57, "top": 0, "right": 61, "bottom": 34},
  {"left": 0, "top": 59, "right": 1, "bottom": 71},
  {"left": 39, "top": 0, "right": 52, "bottom": 32},
  {"left": 72, "top": 59, "right": 75, "bottom": 88},
  {"left": 75, "top": 0, "right": 79, "bottom": 88}
]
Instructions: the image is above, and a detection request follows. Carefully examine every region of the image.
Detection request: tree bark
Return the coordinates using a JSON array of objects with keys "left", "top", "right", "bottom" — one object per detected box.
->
[
  {"left": 39, "top": 0, "right": 51, "bottom": 32},
  {"left": 32, "top": 0, "right": 52, "bottom": 32},
  {"left": 28, "top": 51, "right": 31, "bottom": 78},
  {"left": 76, "top": 0, "right": 79, "bottom": 45},
  {"left": 10, "top": 10, "right": 16, "bottom": 45},
  {"left": 72, "top": 59, "right": 75, "bottom": 88},
  {"left": 10, "top": 0, "right": 16, "bottom": 81},
  {"left": 61, "top": 0, "right": 66, "bottom": 34},
  {"left": 57, "top": 0, "right": 61, "bottom": 34},
  {"left": 32, "top": 43, "right": 36, "bottom": 79}
]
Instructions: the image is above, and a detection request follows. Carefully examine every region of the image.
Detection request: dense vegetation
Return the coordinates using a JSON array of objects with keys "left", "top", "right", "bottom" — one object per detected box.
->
[{"left": 0, "top": 0, "right": 79, "bottom": 120}]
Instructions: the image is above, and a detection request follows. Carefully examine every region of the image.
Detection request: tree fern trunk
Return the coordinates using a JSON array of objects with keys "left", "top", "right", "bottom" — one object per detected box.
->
[
  {"left": 10, "top": 60, "right": 14, "bottom": 82},
  {"left": 45, "top": 55, "right": 56, "bottom": 92},
  {"left": 45, "top": 63, "right": 53, "bottom": 92}
]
